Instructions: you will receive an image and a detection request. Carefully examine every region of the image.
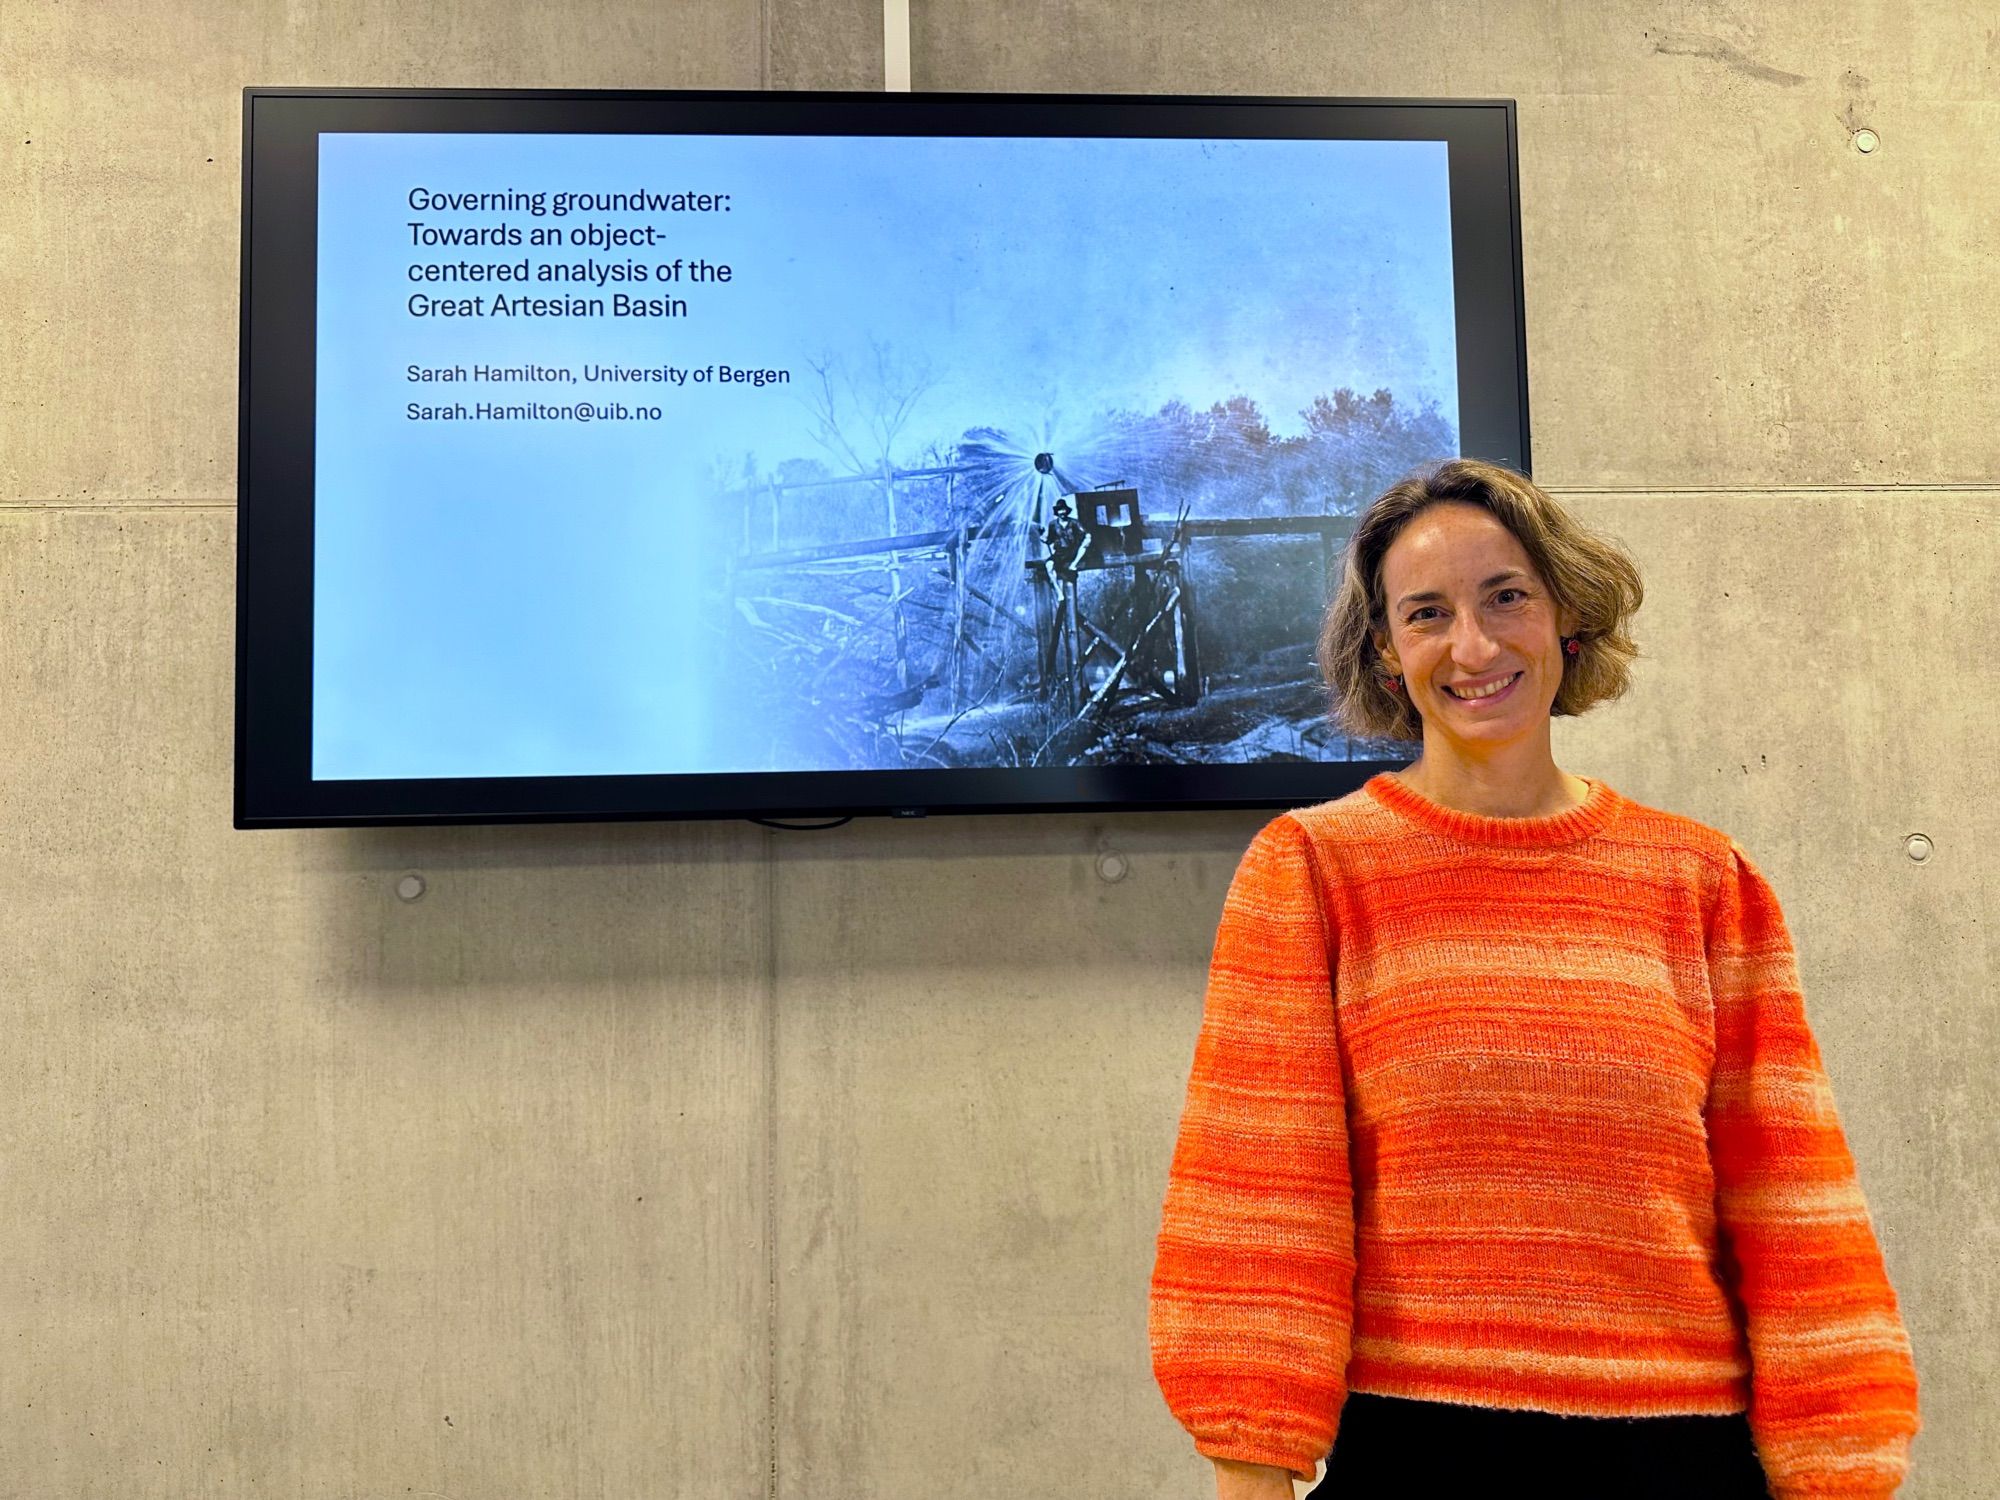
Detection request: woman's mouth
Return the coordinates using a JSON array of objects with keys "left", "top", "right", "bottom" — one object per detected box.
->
[{"left": 1441, "top": 671, "right": 1522, "bottom": 705}]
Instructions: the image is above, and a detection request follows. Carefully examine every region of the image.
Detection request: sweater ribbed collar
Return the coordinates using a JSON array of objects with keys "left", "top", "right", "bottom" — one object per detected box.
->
[{"left": 1365, "top": 771, "right": 1624, "bottom": 849}]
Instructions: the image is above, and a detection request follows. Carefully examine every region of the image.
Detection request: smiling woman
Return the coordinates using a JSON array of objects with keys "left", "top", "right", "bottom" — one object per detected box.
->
[
  {"left": 1149, "top": 458, "right": 1921, "bottom": 1500},
  {"left": 1315, "top": 457, "right": 1646, "bottom": 818}
]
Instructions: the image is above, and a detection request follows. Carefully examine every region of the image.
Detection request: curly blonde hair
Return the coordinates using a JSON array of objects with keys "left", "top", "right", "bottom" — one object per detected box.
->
[{"left": 1317, "top": 458, "right": 1645, "bottom": 741}]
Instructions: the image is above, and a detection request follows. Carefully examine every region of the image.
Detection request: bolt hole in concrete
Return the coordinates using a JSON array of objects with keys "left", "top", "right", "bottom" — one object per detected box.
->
[{"left": 1853, "top": 127, "right": 1879, "bottom": 153}]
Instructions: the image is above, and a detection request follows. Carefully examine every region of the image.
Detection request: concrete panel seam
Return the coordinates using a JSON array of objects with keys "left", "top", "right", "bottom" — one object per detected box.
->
[
  {"left": 883, "top": 0, "right": 910, "bottom": 91},
  {"left": 1545, "top": 484, "right": 2000, "bottom": 496},
  {"left": 1, "top": 500, "right": 239, "bottom": 511}
]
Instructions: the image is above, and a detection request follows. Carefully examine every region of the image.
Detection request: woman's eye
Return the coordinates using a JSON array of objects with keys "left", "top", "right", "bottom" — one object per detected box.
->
[{"left": 1408, "top": 590, "right": 1526, "bottom": 623}]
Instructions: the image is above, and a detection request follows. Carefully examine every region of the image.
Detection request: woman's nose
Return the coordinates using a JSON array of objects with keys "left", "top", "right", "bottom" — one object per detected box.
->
[{"left": 1446, "top": 617, "right": 1502, "bottom": 658}]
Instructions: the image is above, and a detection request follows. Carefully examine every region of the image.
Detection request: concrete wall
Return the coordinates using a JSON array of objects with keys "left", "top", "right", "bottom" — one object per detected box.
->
[{"left": 3, "top": 3, "right": 1992, "bottom": 1494}]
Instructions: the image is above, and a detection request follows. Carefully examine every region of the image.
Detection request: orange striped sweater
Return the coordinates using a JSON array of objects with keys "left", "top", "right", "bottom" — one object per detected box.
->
[{"left": 1148, "top": 773, "right": 1920, "bottom": 1496}]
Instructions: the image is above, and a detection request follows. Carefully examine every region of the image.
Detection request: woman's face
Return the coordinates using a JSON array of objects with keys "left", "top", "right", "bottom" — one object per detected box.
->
[{"left": 1371, "top": 502, "right": 1577, "bottom": 748}]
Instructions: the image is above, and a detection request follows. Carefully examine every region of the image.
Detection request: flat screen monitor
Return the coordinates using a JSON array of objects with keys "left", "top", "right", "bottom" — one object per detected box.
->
[{"left": 235, "top": 88, "right": 1528, "bottom": 827}]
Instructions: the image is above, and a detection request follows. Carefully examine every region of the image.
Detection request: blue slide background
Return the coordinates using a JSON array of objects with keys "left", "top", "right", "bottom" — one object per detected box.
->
[{"left": 313, "top": 131, "right": 1456, "bottom": 780}]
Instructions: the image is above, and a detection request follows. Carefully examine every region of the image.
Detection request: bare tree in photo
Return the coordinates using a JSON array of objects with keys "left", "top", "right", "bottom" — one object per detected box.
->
[{"left": 798, "top": 338, "right": 940, "bottom": 479}]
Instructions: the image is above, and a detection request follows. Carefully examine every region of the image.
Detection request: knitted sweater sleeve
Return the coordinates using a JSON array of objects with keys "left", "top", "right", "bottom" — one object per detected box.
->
[
  {"left": 1705, "top": 841, "right": 1921, "bottom": 1498},
  {"left": 1148, "top": 814, "right": 1354, "bottom": 1485}
]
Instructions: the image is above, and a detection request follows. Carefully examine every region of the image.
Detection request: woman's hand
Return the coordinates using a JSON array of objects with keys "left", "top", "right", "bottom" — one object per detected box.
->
[{"left": 1211, "top": 1456, "right": 1299, "bottom": 1499}]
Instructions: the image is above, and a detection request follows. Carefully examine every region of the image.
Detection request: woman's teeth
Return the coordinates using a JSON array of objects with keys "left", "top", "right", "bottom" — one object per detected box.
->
[{"left": 1444, "top": 672, "right": 1521, "bottom": 700}]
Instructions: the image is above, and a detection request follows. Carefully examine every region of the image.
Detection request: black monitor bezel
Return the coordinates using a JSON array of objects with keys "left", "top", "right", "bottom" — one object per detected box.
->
[{"left": 236, "top": 87, "right": 1525, "bottom": 828}]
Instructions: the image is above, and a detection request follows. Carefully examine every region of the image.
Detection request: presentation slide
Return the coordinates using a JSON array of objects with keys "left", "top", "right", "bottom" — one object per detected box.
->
[{"left": 311, "top": 131, "right": 1456, "bottom": 781}]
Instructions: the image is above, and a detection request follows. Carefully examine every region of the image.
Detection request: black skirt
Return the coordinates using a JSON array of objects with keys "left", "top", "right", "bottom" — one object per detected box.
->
[{"left": 1305, "top": 1392, "right": 1772, "bottom": 1499}]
